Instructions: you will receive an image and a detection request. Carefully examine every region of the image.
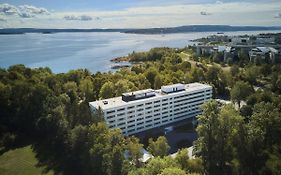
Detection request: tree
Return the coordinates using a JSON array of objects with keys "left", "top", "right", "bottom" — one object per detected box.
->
[
  {"left": 79, "top": 77, "right": 94, "bottom": 102},
  {"left": 216, "top": 105, "right": 243, "bottom": 174},
  {"left": 194, "top": 100, "right": 220, "bottom": 174},
  {"left": 175, "top": 149, "right": 189, "bottom": 171},
  {"left": 230, "top": 65, "right": 240, "bottom": 77},
  {"left": 205, "top": 66, "right": 227, "bottom": 96},
  {"left": 148, "top": 136, "right": 170, "bottom": 158},
  {"left": 92, "top": 106, "right": 104, "bottom": 123},
  {"left": 230, "top": 81, "right": 253, "bottom": 108},
  {"left": 160, "top": 167, "right": 187, "bottom": 175},
  {"left": 194, "top": 100, "right": 243, "bottom": 175},
  {"left": 116, "top": 79, "right": 137, "bottom": 96},
  {"left": 186, "top": 158, "right": 204, "bottom": 174},
  {"left": 126, "top": 136, "right": 144, "bottom": 167},
  {"left": 145, "top": 68, "right": 158, "bottom": 88},
  {"left": 154, "top": 75, "right": 163, "bottom": 89},
  {"left": 99, "top": 82, "right": 115, "bottom": 99},
  {"left": 129, "top": 157, "right": 179, "bottom": 175},
  {"left": 243, "top": 66, "right": 260, "bottom": 84},
  {"left": 235, "top": 102, "right": 281, "bottom": 175}
]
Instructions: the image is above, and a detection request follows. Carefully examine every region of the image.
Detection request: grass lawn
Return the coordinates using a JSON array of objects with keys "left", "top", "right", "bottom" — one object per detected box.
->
[{"left": 0, "top": 146, "right": 53, "bottom": 175}]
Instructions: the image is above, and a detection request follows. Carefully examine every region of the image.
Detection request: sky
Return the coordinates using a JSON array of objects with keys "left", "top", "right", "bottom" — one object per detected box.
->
[{"left": 0, "top": 0, "right": 280, "bottom": 29}]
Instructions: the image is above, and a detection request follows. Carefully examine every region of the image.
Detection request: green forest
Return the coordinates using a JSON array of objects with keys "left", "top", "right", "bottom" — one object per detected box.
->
[{"left": 1, "top": 47, "right": 281, "bottom": 175}]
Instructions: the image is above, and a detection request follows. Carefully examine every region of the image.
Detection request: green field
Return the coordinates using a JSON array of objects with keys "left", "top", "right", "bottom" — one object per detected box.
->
[{"left": 0, "top": 146, "right": 53, "bottom": 175}]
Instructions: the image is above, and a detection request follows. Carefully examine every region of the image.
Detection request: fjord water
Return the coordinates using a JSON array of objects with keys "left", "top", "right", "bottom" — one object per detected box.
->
[{"left": 0, "top": 30, "right": 280, "bottom": 73}]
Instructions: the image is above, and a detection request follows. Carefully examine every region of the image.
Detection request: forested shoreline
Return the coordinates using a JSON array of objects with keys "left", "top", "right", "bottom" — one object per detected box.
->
[{"left": 1, "top": 47, "right": 281, "bottom": 175}]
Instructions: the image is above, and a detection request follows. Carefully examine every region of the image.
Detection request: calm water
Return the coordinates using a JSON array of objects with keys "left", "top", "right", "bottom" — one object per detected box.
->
[{"left": 0, "top": 30, "right": 280, "bottom": 73}]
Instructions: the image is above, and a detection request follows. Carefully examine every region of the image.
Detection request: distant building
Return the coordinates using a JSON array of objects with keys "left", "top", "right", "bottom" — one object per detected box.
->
[
  {"left": 249, "top": 47, "right": 279, "bottom": 63},
  {"left": 255, "top": 36, "right": 275, "bottom": 45},
  {"left": 213, "top": 46, "right": 227, "bottom": 53},
  {"left": 229, "top": 36, "right": 250, "bottom": 45},
  {"left": 224, "top": 46, "right": 238, "bottom": 62},
  {"left": 196, "top": 45, "right": 214, "bottom": 56},
  {"left": 89, "top": 83, "right": 212, "bottom": 136}
]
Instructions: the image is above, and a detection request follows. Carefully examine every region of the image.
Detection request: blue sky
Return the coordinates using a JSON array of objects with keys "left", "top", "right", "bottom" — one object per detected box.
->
[{"left": 0, "top": 0, "right": 281, "bottom": 28}]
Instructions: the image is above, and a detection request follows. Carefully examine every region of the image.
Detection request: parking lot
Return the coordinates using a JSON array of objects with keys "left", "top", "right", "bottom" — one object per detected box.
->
[{"left": 134, "top": 118, "right": 198, "bottom": 153}]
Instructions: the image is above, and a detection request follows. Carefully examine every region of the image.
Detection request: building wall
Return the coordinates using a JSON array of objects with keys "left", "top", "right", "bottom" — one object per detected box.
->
[{"left": 93, "top": 87, "right": 212, "bottom": 136}]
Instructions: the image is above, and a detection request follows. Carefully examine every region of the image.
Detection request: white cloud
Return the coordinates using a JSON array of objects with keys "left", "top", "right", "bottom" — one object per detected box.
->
[
  {"left": 0, "top": 3, "right": 50, "bottom": 18},
  {"left": 0, "top": 3, "right": 19, "bottom": 16},
  {"left": 64, "top": 15, "right": 93, "bottom": 21},
  {"left": 18, "top": 5, "right": 49, "bottom": 18}
]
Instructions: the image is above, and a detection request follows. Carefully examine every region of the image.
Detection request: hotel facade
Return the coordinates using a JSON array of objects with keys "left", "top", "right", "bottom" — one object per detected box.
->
[{"left": 89, "top": 83, "right": 212, "bottom": 135}]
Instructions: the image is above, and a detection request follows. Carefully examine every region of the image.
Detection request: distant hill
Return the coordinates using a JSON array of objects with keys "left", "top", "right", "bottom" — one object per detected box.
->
[
  {"left": 0, "top": 28, "right": 128, "bottom": 35},
  {"left": 0, "top": 25, "right": 281, "bottom": 35},
  {"left": 123, "top": 25, "right": 281, "bottom": 34}
]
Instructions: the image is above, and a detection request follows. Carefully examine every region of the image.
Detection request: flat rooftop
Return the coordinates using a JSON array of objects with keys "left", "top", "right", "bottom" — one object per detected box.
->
[{"left": 89, "top": 83, "right": 212, "bottom": 110}]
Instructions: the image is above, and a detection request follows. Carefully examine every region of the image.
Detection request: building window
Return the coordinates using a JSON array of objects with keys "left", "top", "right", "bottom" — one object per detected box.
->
[
  {"left": 108, "top": 120, "right": 115, "bottom": 124},
  {"left": 146, "top": 119, "right": 153, "bottom": 123},
  {"left": 128, "top": 124, "right": 135, "bottom": 128},
  {"left": 128, "top": 106, "right": 135, "bottom": 109},
  {"left": 145, "top": 102, "right": 152, "bottom": 105},
  {"left": 154, "top": 100, "right": 160, "bottom": 103},
  {"left": 106, "top": 110, "right": 115, "bottom": 114},
  {"left": 137, "top": 126, "right": 144, "bottom": 130},
  {"left": 106, "top": 115, "right": 115, "bottom": 119},
  {"left": 128, "top": 120, "right": 135, "bottom": 124},
  {"left": 154, "top": 105, "right": 160, "bottom": 108},
  {"left": 117, "top": 108, "right": 125, "bottom": 112},
  {"left": 162, "top": 111, "right": 168, "bottom": 115},
  {"left": 128, "top": 110, "right": 134, "bottom": 114},
  {"left": 128, "top": 129, "right": 135, "bottom": 133},
  {"left": 117, "top": 113, "right": 125, "bottom": 116},
  {"left": 128, "top": 115, "right": 135, "bottom": 119},
  {"left": 117, "top": 122, "right": 125, "bottom": 126},
  {"left": 137, "top": 108, "right": 144, "bottom": 112},
  {"left": 145, "top": 115, "right": 153, "bottom": 119},
  {"left": 145, "top": 106, "right": 152, "bottom": 110},
  {"left": 118, "top": 118, "right": 125, "bottom": 121},
  {"left": 137, "top": 122, "right": 144, "bottom": 125},
  {"left": 137, "top": 104, "right": 143, "bottom": 107}
]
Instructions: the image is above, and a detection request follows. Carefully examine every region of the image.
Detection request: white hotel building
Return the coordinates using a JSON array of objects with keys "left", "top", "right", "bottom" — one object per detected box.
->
[{"left": 89, "top": 83, "right": 212, "bottom": 135}]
